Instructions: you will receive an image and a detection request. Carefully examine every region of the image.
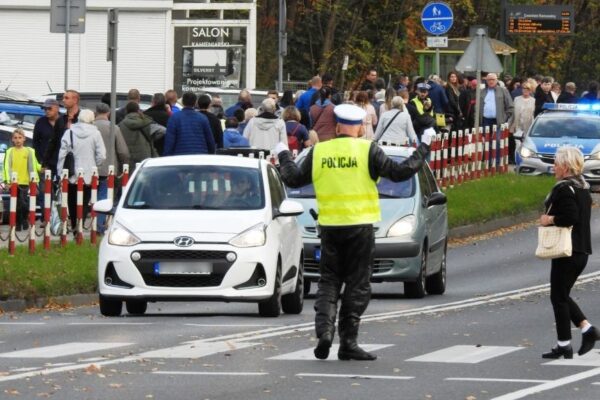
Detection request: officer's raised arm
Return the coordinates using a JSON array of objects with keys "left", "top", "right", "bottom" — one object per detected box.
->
[
  {"left": 369, "top": 127, "right": 434, "bottom": 182},
  {"left": 276, "top": 143, "right": 314, "bottom": 188}
]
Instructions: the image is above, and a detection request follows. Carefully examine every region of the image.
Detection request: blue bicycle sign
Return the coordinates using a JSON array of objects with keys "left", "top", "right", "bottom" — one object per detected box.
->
[{"left": 421, "top": 2, "right": 453, "bottom": 36}]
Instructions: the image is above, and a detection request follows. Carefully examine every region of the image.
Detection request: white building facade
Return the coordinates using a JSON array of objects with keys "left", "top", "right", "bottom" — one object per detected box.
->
[{"left": 0, "top": 0, "right": 256, "bottom": 96}]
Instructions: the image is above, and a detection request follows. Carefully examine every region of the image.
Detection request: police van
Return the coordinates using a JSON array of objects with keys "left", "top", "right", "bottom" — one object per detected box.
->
[{"left": 516, "top": 103, "right": 600, "bottom": 190}]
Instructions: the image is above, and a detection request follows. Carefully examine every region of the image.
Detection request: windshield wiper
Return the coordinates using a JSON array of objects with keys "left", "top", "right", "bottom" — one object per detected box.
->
[
  {"left": 287, "top": 194, "right": 316, "bottom": 198},
  {"left": 191, "top": 205, "right": 221, "bottom": 209},
  {"left": 127, "top": 204, "right": 152, "bottom": 209},
  {"left": 378, "top": 193, "right": 401, "bottom": 199}
]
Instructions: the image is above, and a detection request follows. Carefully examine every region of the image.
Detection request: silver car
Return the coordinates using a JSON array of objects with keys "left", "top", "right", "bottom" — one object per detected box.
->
[{"left": 287, "top": 145, "right": 448, "bottom": 298}]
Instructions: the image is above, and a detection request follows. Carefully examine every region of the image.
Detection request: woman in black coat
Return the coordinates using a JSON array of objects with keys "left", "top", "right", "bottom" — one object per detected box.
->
[{"left": 540, "top": 146, "right": 596, "bottom": 359}]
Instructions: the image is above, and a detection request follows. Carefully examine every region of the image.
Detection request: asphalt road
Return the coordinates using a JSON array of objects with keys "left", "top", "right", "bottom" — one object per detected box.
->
[{"left": 1, "top": 209, "right": 600, "bottom": 400}]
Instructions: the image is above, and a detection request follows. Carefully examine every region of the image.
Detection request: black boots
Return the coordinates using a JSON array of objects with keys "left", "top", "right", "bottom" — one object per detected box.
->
[
  {"left": 314, "top": 332, "right": 333, "bottom": 360},
  {"left": 338, "top": 339, "right": 377, "bottom": 361},
  {"left": 578, "top": 326, "right": 600, "bottom": 356},
  {"left": 542, "top": 344, "right": 573, "bottom": 359}
]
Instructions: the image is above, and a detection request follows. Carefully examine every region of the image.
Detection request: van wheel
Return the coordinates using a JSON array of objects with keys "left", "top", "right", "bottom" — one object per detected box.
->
[
  {"left": 404, "top": 246, "right": 427, "bottom": 299},
  {"left": 426, "top": 242, "right": 447, "bottom": 295},
  {"left": 99, "top": 295, "right": 122, "bottom": 317},
  {"left": 126, "top": 299, "right": 148, "bottom": 315},
  {"left": 258, "top": 261, "right": 282, "bottom": 317},
  {"left": 282, "top": 259, "right": 304, "bottom": 314}
]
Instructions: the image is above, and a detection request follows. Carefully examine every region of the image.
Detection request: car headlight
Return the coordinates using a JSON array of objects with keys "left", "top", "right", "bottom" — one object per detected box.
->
[
  {"left": 229, "top": 223, "right": 266, "bottom": 248},
  {"left": 387, "top": 215, "right": 417, "bottom": 238},
  {"left": 519, "top": 146, "right": 537, "bottom": 158},
  {"left": 108, "top": 223, "right": 141, "bottom": 246}
]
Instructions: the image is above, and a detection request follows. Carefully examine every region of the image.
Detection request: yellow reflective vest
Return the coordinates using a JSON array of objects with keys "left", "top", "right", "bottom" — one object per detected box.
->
[
  {"left": 410, "top": 97, "right": 434, "bottom": 117},
  {"left": 312, "top": 137, "right": 380, "bottom": 226}
]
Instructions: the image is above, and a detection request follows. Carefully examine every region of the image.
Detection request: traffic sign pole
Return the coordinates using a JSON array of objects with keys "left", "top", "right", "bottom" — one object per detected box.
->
[{"left": 421, "top": 2, "right": 453, "bottom": 77}]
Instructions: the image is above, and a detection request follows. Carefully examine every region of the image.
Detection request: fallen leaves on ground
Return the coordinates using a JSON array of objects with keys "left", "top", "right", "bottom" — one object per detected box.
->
[{"left": 84, "top": 364, "right": 101, "bottom": 374}]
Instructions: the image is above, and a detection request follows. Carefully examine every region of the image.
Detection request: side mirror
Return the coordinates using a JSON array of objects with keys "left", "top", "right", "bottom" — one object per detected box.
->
[
  {"left": 94, "top": 199, "right": 115, "bottom": 215},
  {"left": 275, "top": 199, "right": 304, "bottom": 218},
  {"left": 426, "top": 192, "right": 447, "bottom": 207}
]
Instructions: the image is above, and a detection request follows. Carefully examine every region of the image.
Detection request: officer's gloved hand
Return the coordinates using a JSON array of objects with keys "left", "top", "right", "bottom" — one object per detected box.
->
[
  {"left": 421, "top": 128, "right": 436, "bottom": 146},
  {"left": 273, "top": 142, "right": 289, "bottom": 156}
]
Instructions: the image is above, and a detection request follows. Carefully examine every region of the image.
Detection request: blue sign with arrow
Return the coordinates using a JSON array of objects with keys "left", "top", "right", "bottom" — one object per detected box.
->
[{"left": 421, "top": 2, "right": 453, "bottom": 35}]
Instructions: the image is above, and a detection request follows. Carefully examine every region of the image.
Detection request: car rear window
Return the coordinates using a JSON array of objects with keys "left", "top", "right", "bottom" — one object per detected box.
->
[
  {"left": 286, "top": 155, "right": 415, "bottom": 199},
  {"left": 530, "top": 116, "right": 600, "bottom": 139},
  {"left": 124, "top": 165, "right": 265, "bottom": 210}
]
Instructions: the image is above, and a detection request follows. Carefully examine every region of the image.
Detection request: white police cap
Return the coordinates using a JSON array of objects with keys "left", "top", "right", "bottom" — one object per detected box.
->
[
  {"left": 416, "top": 82, "right": 431, "bottom": 91},
  {"left": 333, "top": 104, "right": 367, "bottom": 126}
]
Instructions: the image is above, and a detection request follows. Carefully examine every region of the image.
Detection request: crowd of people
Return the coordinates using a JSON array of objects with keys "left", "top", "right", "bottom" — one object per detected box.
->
[{"left": 4, "top": 70, "right": 600, "bottom": 234}]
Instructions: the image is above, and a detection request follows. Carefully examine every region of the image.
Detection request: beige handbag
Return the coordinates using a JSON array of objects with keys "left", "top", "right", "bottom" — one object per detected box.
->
[{"left": 535, "top": 204, "right": 573, "bottom": 259}]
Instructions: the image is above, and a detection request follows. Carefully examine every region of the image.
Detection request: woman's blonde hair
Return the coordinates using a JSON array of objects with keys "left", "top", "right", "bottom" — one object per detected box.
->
[{"left": 555, "top": 146, "right": 584, "bottom": 176}]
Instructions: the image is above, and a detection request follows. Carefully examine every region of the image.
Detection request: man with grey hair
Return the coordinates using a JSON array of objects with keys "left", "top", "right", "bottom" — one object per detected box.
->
[
  {"left": 374, "top": 96, "right": 417, "bottom": 145},
  {"left": 557, "top": 82, "right": 578, "bottom": 104},
  {"left": 481, "top": 72, "right": 513, "bottom": 166},
  {"left": 243, "top": 98, "right": 287, "bottom": 152},
  {"left": 94, "top": 103, "right": 130, "bottom": 234}
]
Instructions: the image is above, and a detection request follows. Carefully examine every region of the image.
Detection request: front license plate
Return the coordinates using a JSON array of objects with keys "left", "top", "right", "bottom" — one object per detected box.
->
[
  {"left": 314, "top": 247, "right": 321, "bottom": 262},
  {"left": 153, "top": 262, "right": 212, "bottom": 275}
]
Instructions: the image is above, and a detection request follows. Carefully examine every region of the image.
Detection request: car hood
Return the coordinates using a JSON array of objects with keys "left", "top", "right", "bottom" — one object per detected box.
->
[
  {"left": 527, "top": 137, "right": 597, "bottom": 156},
  {"left": 293, "top": 197, "right": 416, "bottom": 238},
  {"left": 114, "top": 209, "right": 266, "bottom": 242}
]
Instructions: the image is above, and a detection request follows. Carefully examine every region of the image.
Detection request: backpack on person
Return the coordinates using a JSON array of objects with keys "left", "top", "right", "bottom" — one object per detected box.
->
[{"left": 287, "top": 123, "right": 301, "bottom": 151}]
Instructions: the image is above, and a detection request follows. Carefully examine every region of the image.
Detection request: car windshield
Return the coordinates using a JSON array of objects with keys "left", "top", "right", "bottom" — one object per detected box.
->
[
  {"left": 124, "top": 165, "right": 265, "bottom": 210},
  {"left": 529, "top": 116, "right": 600, "bottom": 139},
  {"left": 286, "top": 155, "right": 415, "bottom": 199}
]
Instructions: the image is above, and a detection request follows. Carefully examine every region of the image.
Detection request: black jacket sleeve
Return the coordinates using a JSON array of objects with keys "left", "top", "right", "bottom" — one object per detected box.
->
[
  {"left": 368, "top": 142, "right": 430, "bottom": 182},
  {"left": 278, "top": 149, "right": 314, "bottom": 188},
  {"left": 548, "top": 183, "right": 579, "bottom": 227}
]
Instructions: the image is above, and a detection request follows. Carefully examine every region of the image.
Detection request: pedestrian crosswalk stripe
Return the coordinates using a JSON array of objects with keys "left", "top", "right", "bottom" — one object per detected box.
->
[
  {"left": 268, "top": 344, "right": 393, "bottom": 361},
  {"left": 139, "top": 340, "right": 260, "bottom": 359},
  {"left": 296, "top": 373, "right": 413, "bottom": 380},
  {"left": 446, "top": 377, "right": 550, "bottom": 384},
  {"left": 0, "top": 342, "right": 133, "bottom": 359},
  {"left": 543, "top": 350, "right": 600, "bottom": 367},
  {"left": 153, "top": 371, "right": 269, "bottom": 376},
  {"left": 407, "top": 345, "right": 523, "bottom": 364}
]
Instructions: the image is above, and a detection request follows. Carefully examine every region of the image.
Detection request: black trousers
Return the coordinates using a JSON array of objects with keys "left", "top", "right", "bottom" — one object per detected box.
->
[
  {"left": 550, "top": 253, "right": 588, "bottom": 341},
  {"left": 16, "top": 185, "right": 30, "bottom": 228},
  {"left": 314, "top": 225, "right": 374, "bottom": 342},
  {"left": 67, "top": 183, "right": 91, "bottom": 232}
]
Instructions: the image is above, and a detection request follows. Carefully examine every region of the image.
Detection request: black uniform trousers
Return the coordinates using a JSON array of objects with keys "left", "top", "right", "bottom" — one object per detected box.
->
[
  {"left": 315, "top": 225, "right": 374, "bottom": 342},
  {"left": 550, "top": 252, "right": 588, "bottom": 341}
]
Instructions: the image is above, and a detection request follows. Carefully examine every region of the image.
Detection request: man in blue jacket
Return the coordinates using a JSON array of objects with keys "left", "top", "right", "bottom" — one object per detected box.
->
[{"left": 163, "top": 92, "right": 216, "bottom": 156}]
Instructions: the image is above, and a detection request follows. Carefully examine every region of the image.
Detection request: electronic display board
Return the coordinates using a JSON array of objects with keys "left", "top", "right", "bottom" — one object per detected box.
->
[{"left": 506, "top": 5, "right": 574, "bottom": 35}]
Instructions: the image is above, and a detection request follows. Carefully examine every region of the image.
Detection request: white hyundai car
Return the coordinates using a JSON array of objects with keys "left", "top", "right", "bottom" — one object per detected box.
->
[{"left": 94, "top": 155, "right": 305, "bottom": 317}]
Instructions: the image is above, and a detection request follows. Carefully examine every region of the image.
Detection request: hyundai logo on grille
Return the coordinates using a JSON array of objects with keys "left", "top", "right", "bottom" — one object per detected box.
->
[{"left": 174, "top": 236, "right": 194, "bottom": 247}]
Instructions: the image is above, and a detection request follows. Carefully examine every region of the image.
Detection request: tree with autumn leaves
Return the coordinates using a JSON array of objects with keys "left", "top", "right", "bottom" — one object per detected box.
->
[{"left": 256, "top": 0, "right": 600, "bottom": 91}]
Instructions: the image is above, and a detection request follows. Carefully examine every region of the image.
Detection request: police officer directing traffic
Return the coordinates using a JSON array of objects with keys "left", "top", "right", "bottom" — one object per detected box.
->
[{"left": 276, "top": 104, "right": 435, "bottom": 361}]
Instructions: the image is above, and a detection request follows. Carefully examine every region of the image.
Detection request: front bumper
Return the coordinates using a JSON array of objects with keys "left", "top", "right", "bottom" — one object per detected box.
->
[
  {"left": 98, "top": 240, "right": 278, "bottom": 301},
  {"left": 302, "top": 237, "right": 422, "bottom": 283}
]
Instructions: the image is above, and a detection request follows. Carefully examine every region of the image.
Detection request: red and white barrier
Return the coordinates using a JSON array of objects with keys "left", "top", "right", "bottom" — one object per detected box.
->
[
  {"left": 122, "top": 164, "right": 129, "bottom": 187},
  {"left": 43, "top": 170, "right": 52, "bottom": 250},
  {"left": 28, "top": 172, "right": 37, "bottom": 254},
  {"left": 90, "top": 167, "right": 98, "bottom": 245},
  {"left": 75, "top": 169, "right": 84, "bottom": 245},
  {"left": 60, "top": 169, "right": 69, "bottom": 247}
]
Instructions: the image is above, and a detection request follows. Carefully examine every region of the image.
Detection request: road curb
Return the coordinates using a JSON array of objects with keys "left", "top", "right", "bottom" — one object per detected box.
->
[
  {"left": 1, "top": 212, "right": 543, "bottom": 313},
  {"left": 0, "top": 294, "right": 97, "bottom": 313}
]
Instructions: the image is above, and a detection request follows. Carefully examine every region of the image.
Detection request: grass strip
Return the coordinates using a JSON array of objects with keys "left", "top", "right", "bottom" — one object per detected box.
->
[
  {"left": 445, "top": 174, "right": 556, "bottom": 228},
  {"left": 0, "top": 243, "right": 98, "bottom": 301}
]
